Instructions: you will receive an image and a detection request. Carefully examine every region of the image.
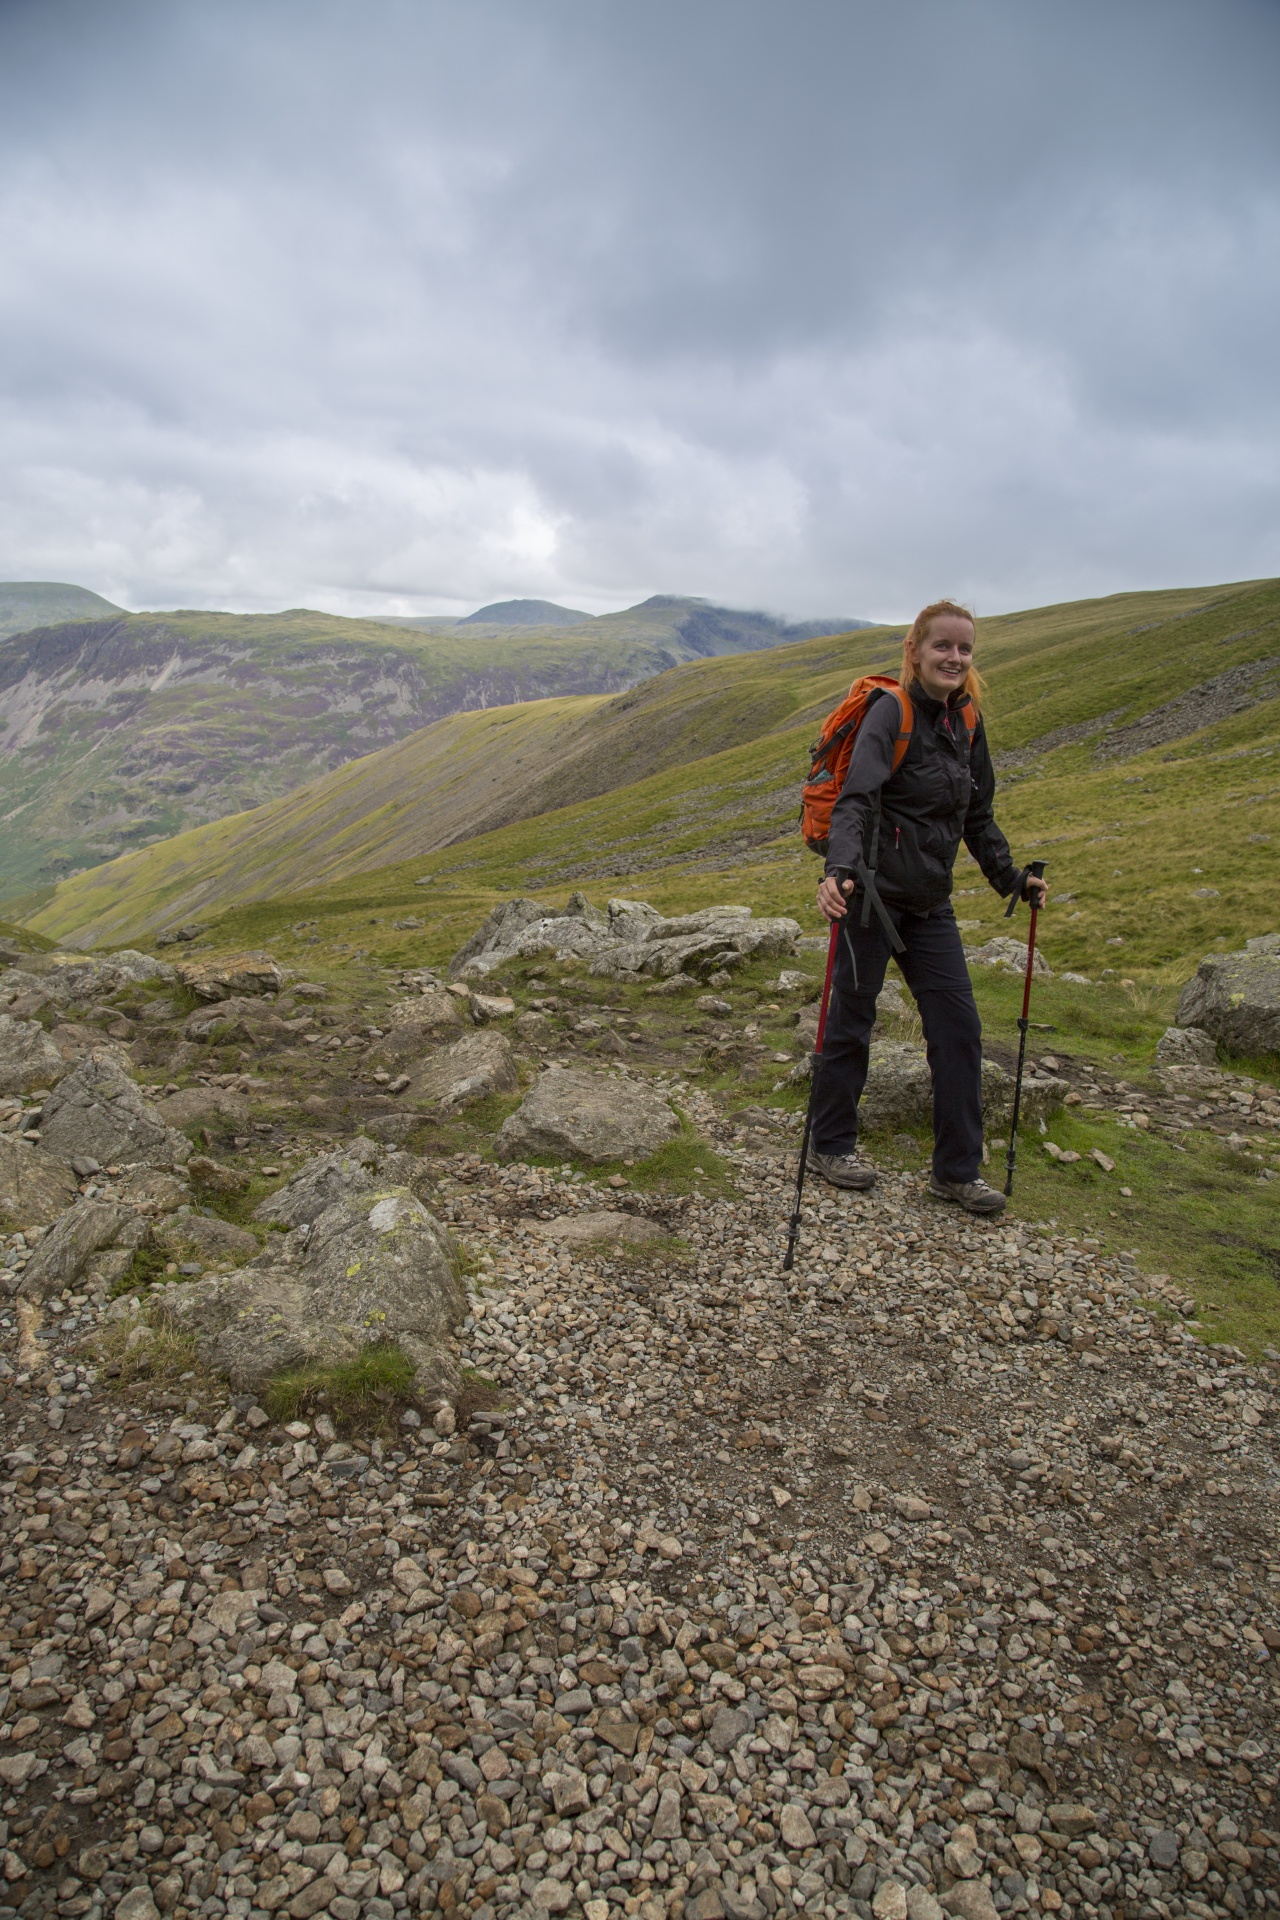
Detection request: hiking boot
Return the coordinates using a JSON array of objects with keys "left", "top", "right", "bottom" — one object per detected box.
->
[
  {"left": 808, "top": 1149, "right": 877, "bottom": 1191},
  {"left": 928, "top": 1173, "right": 1007, "bottom": 1215}
]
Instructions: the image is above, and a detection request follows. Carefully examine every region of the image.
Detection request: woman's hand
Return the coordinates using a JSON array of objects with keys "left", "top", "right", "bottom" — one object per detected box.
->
[
  {"left": 817, "top": 874, "right": 855, "bottom": 922},
  {"left": 1024, "top": 873, "right": 1048, "bottom": 908}
]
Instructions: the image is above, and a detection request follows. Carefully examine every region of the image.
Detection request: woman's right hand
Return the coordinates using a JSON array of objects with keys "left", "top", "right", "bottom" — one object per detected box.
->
[{"left": 817, "top": 874, "right": 855, "bottom": 922}]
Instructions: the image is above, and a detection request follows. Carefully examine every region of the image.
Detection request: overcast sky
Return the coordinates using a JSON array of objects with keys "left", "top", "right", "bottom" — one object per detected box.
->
[{"left": 1, "top": 0, "right": 1277, "bottom": 624}]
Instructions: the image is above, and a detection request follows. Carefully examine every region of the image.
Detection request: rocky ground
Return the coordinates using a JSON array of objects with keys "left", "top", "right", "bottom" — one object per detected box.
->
[{"left": 0, "top": 938, "right": 1276, "bottom": 1920}]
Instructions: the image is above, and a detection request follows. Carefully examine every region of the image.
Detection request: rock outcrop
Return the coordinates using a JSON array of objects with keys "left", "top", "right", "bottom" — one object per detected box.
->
[
  {"left": 13, "top": 1199, "right": 149, "bottom": 1300},
  {"left": 407, "top": 1031, "right": 518, "bottom": 1110},
  {"left": 452, "top": 893, "right": 800, "bottom": 984},
  {"left": 495, "top": 1066, "right": 679, "bottom": 1164},
  {"left": 858, "top": 1040, "right": 1067, "bottom": 1136},
  {"left": 965, "top": 936, "right": 1052, "bottom": 977},
  {"left": 166, "top": 1187, "right": 464, "bottom": 1394},
  {"left": 256, "top": 1137, "right": 433, "bottom": 1229},
  {"left": 5, "top": 950, "right": 176, "bottom": 1005},
  {"left": 0, "top": 1137, "right": 79, "bottom": 1228},
  {"left": 157, "top": 1085, "right": 252, "bottom": 1132},
  {"left": 37, "top": 1051, "right": 192, "bottom": 1169},
  {"left": 371, "top": 992, "right": 465, "bottom": 1064},
  {"left": 1176, "top": 933, "right": 1280, "bottom": 1056},
  {"left": 0, "top": 1015, "right": 67, "bottom": 1094},
  {"left": 1155, "top": 1025, "right": 1217, "bottom": 1066},
  {"left": 176, "top": 952, "right": 286, "bottom": 1001}
]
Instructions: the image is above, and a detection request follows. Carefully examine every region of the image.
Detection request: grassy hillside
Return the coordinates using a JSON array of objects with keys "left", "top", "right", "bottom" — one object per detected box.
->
[
  {"left": 24, "top": 576, "right": 1280, "bottom": 980},
  {"left": 0, "top": 580, "right": 124, "bottom": 639},
  {"left": 0, "top": 594, "right": 854, "bottom": 902}
]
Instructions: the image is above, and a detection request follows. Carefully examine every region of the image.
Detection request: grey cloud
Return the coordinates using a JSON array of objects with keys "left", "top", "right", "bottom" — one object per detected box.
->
[{"left": 0, "top": 0, "right": 1276, "bottom": 621}]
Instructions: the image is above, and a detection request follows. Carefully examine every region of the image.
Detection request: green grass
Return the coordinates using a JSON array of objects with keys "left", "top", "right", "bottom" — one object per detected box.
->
[
  {"left": 21, "top": 574, "right": 1280, "bottom": 957},
  {"left": 262, "top": 1344, "right": 419, "bottom": 1427},
  {"left": 0, "top": 918, "right": 55, "bottom": 953}
]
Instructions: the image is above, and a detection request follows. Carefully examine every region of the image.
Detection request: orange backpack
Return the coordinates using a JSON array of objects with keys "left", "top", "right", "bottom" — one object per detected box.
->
[{"left": 800, "top": 676, "right": 978, "bottom": 856}]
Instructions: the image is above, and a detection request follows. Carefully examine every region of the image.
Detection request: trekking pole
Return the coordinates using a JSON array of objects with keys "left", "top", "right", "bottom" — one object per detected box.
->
[
  {"left": 1004, "top": 860, "right": 1047, "bottom": 1198},
  {"left": 782, "top": 916, "right": 840, "bottom": 1272}
]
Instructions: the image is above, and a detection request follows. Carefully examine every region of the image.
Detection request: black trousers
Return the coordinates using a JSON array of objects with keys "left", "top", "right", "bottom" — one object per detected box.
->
[{"left": 811, "top": 902, "right": 985, "bottom": 1183}]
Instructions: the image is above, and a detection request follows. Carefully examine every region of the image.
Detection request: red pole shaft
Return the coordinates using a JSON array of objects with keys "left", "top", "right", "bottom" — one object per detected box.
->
[{"left": 1020, "top": 903, "right": 1039, "bottom": 1020}]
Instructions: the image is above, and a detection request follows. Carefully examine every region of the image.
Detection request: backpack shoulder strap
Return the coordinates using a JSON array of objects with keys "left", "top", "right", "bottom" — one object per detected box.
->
[{"left": 885, "top": 685, "right": 913, "bottom": 774}]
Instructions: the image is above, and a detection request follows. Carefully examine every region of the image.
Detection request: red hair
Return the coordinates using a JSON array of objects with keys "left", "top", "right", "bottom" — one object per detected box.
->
[{"left": 899, "top": 599, "right": 984, "bottom": 711}]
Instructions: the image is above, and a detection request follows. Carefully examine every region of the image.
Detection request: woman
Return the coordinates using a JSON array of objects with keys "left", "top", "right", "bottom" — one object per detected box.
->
[{"left": 811, "top": 599, "right": 1047, "bottom": 1215}]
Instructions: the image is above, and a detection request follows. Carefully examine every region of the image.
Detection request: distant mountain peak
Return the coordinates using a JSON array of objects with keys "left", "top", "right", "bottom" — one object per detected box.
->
[
  {"left": 0, "top": 581, "right": 125, "bottom": 642},
  {"left": 460, "top": 599, "right": 591, "bottom": 627}
]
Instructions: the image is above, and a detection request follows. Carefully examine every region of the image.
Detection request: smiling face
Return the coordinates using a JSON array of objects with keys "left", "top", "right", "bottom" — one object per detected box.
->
[{"left": 911, "top": 612, "right": 975, "bottom": 702}]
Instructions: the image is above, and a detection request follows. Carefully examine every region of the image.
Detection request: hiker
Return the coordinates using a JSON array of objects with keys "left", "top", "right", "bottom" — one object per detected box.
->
[{"left": 810, "top": 599, "right": 1047, "bottom": 1214}]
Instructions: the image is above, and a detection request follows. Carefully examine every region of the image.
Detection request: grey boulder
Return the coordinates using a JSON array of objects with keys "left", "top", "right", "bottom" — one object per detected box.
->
[
  {"left": 495, "top": 1066, "right": 679, "bottom": 1164},
  {"left": 448, "top": 897, "right": 559, "bottom": 978},
  {"left": 0, "top": 1015, "right": 67, "bottom": 1095},
  {"left": 256, "top": 1137, "right": 433, "bottom": 1229},
  {"left": 34, "top": 950, "right": 176, "bottom": 1004},
  {"left": 965, "top": 936, "right": 1052, "bottom": 977},
  {"left": 1176, "top": 934, "right": 1280, "bottom": 1056},
  {"left": 1154, "top": 1024, "right": 1217, "bottom": 1066},
  {"left": 158, "top": 1085, "right": 251, "bottom": 1131},
  {"left": 182, "top": 997, "right": 270, "bottom": 1044},
  {"left": 37, "top": 1051, "right": 192, "bottom": 1169},
  {"left": 450, "top": 891, "right": 800, "bottom": 984},
  {"left": 529, "top": 1209, "right": 669, "bottom": 1247},
  {"left": 165, "top": 1186, "right": 464, "bottom": 1393},
  {"left": 0, "top": 1137, "right": 80, "bottom": 1229},
  {"left": 858, "top": 1039, "right": 1066, "bottom": 1135},
  {"left": 407, "top": 1030, "right": 518, "bottom": 1110},
  {"left": 14, "top": 1200, "right": 149, "bottom": 1300},
  {"left": 155, "top": 1213, "right": 261, "bottom": 1266},
  {"left": 372, "top": 993, "right": 465, "bottom": 1063}
]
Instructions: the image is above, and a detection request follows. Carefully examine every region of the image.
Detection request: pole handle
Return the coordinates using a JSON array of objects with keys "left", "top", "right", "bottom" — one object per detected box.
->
[{"left": 1004, "top": 857, "right": 1048, "bottom": 918}]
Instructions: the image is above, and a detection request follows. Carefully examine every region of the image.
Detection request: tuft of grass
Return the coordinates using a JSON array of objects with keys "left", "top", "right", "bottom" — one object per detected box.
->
[
  {"left": 91, "top": 1310, "right": 203, "bottom": 1388},
  {"left": 110, "top": 1244, "right": 171, "bottom": 1297},
  {"left": 263, "top": 1344, "right": 417, "bottom": 1427},
  {"left": 624, "top": 1120, "right": 732, "bottom": 1197}
]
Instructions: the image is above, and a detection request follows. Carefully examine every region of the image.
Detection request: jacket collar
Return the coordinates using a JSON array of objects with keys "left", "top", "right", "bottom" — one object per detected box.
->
[{"left": 908, "top": 678, "right": 972, "bottom": 720}]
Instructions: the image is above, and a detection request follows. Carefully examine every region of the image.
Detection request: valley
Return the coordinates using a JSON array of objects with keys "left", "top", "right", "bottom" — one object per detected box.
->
[{"left": 0, "top": 596, "right": 862, "bottom": 902}]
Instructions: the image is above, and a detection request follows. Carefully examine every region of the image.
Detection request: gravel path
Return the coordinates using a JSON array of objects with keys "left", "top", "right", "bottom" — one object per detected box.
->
[{"left": 1, "top": 1101, "right": 1277, "bottom": 1920}]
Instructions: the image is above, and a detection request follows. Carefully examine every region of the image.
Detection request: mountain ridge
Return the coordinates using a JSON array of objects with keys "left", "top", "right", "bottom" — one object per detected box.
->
[
  {"left": 21, "top": 576, "right": 1279, "bottom": 969},
  {"left": 0, "top": 592, "right": 864, "bottom": 899}
]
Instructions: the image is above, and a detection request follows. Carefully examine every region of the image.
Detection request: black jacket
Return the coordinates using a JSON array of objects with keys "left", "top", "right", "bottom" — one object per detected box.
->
[{"left": 824, "top": 683, "right": 1020, "bottom": 914}]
